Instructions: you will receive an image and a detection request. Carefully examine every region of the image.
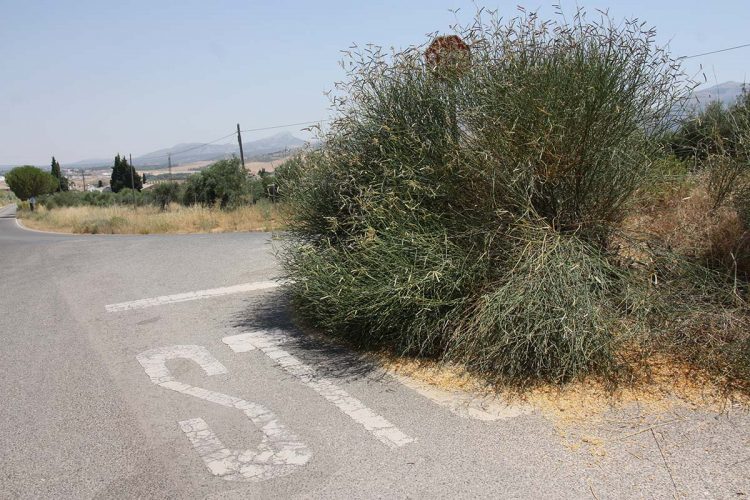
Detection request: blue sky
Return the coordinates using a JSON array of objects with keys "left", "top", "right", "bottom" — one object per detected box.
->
[{"left": 1, "top": 0, "right": 749, "bottom": 165}]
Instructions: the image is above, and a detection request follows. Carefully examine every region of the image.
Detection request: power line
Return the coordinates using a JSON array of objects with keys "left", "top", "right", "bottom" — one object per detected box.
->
[
  {"left": 135, "top": 119, "right": 328, "bottom": 164},
  {"left": 679, "top": 42, "right": 750, "bottom": 60},
  {"left": 240, "top": 119, "right": 328, "bottom": 134},
  {"left": 65, "top": 37, "right": 750, "bottom": 170}
]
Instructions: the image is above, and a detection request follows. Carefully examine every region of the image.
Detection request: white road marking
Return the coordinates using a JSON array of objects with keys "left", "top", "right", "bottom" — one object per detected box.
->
[
  {"left": 137, "top": 345, "right": 311, "bottom": 481},
  {"left": 224, "top": 330, "right": 529, "bottom": 422},
  {"left": 223, "top": 331, "right": 415, "bottom": 449},
  {"left": 392, "top": 375, "right": 531, "bottom": 421},
  {"left": 106, "top": 281, "right": 282, "bottom": 312}
]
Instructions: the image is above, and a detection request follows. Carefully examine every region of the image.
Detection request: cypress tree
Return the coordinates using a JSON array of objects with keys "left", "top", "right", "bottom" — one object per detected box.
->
[
  {"left": 50, "top": 156, "right": 69, "bottom": 191},
  {"left": 110, "top": 154, "right": 125, "bottom": 192},
  {"left": 109, "top": 154, "right": 143, "bottom": 192}
]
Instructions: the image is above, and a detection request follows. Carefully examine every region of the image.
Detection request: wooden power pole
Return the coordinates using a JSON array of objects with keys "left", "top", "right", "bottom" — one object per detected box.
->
[
  {"left": 237, "top": 123, "right": 246, "bottom": 169},
  {"left": 81, "top": 170, "right": 86, "bottom": 192},
  {"left": 168, "top": 153, "right": 173, "bottom": 181}
]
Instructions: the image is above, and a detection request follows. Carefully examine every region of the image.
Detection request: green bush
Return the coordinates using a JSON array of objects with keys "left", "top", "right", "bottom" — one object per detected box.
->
[
  {"left": 183, "top": 158, "right": 250, "bottom": 208},
  {"left": 150, "top": 182, "right": 182, "bottom": 210},
  {"left": 447, "top": 229, "right": 624, "bottom": 381},
  {"left": 669, "top": 88, "right": 750, "bottom": 163},
  {"left": 37, "top": 188, "right": 153, "bottom": 209},
  {"left": 0, "top": 190, "right": 18, "bottom": 205},
  {"left": 281, "top": 10, "right": 691, "bottom": 384}
]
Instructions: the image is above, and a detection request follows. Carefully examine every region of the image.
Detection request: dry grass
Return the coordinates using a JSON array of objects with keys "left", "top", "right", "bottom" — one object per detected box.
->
[
  {"left": 627, "top": 179, "right": 750, "bottom": 275},
  {"left": 19, "top": 202, "right": 284, "bottom": 234}
]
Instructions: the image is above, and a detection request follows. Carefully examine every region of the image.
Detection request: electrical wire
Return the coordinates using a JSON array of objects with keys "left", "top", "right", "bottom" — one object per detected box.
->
[
  {"left": 240, "top": 119, "right": 329, "bottom": 134},
  {"left": 139, "top": 131, "right": 238, "bottom": 161},
  {"left": 134, "top": 120, "right": 327, "bottom": 164},
  {"left": 679, "top": 42, "right": 750, "bottom": 60},
  {"left": 97, "top": 41, "right": 750, "bottom": 167}
]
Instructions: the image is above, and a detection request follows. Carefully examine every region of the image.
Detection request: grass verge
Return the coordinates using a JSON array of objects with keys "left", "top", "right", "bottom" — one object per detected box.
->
[{"left": 18, "top": 202, "right": 283, "bottom": 234}]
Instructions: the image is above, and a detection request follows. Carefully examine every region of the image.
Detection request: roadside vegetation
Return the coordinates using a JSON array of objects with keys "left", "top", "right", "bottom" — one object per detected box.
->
[
  {"left": 0, "top": 191, "right": 18, "bottom": 205},
  {"left": 5, "top": 166, "right": 58, "bottom": 201},
  {"left": 16, "top": 157, "right": 284, "bottom": 234},
  {"left": 278, "top": 9, "right": 750, "bottom": 396},
  {"left": 20, "top": 202, "right": 281, "bottom": 234}
]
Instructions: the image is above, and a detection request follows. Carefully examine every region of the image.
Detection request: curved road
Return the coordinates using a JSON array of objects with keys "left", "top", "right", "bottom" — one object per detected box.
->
[{"left": 1, "top": 204, "right": 748, "bottom": 499}]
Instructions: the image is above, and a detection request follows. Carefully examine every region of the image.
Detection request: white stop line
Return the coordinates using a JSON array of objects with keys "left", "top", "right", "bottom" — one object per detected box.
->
[{"left": 105, "top": 281, "right": 282, "bottom": 312}]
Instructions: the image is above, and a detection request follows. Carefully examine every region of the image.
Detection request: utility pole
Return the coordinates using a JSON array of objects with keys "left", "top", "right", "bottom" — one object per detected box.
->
[
  {"left": 129, "top": 154, "right": 136, "bottom": 209},
  {"left": 237, "top": 123, "right": 246, "bottom": 170},
  {"left": 168, "top": 153, "right": 173, "bottom": 181},
  {"left": 80, "top": 169, "right": 86, "bottom": 192}
]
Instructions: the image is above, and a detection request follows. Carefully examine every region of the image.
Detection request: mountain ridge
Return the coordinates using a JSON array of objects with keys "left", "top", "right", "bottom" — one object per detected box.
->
[
  {"left": 66, "top": 131, "right": 308, "bottom": 170},
  {"left": 690, "top": 81, "right": 746, "bottom": 110}
]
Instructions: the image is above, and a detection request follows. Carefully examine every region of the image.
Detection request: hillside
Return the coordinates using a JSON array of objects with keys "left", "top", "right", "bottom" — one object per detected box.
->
[
  {"left": 690, "top": 81, "right": 746, "bottom": 110},
  {"left": 66, "top": 131, "right": 307, "bottom": 170}
]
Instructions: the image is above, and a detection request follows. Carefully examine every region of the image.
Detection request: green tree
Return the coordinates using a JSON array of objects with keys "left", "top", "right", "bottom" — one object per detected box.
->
[
  {"left": 182, "top": 157, "right": 249, "bottom": 208},
  {"left": 6, "top": 166, "right": 58, "bottom": 200},
  {"left": 50, "top": 156, "right": 69, "bottom": 191},
  {"left": 151, "top": 182, "right": 181, "bottom": 210},
  {"left": 110, "top": 154, "right": 143, "bottom": 193}
]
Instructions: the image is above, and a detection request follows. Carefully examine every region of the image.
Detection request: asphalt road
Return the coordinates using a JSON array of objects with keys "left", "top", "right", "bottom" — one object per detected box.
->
[{"left": 1, "top": 203, "right": 749, "bottom": 499}]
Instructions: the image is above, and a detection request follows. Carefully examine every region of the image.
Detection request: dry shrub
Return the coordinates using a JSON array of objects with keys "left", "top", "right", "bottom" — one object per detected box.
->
[
  {"left": 620, "top": 177, "right": 750, "bottom": 392},
  {"left": 626, "top": 179, "right": 750, "bottom": 281}
]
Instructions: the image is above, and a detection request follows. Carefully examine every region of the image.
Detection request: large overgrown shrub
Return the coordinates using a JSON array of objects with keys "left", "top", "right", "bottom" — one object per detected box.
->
[{"left": 281, "top": 10, "right": 691, "bottom": 384}]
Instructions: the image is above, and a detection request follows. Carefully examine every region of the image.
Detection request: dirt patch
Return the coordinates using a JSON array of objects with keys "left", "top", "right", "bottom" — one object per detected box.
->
[
  {"left": 375, "top": 351, "right": 750, "bottom": 459},
  {"left": 376, "top": 351, "right": 749, "bottom": 425}
]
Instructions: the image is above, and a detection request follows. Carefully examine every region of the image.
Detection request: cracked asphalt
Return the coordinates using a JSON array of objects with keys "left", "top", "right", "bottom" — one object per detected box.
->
[{"left": 1, "top": 203, "right": 748, "bottom": 499}]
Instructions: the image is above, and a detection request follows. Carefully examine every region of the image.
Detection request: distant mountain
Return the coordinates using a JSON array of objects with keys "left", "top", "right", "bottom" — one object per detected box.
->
[
  {"left": 135, "top": 131, "right": 307, "bottom": 167},
  {"left": 689, "top": 81, "right": 746, "bottom": 111},
  {"left": 65, "top": 131, "right": 308, "bottom": 170},
  {"left": 64, "top": 158, "right": 112, "bottom": 170}
]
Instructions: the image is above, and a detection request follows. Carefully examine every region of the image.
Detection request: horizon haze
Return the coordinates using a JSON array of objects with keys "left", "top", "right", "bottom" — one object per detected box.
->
[{"left": 2, "top": 0, "right": 749, "bottom": 165}]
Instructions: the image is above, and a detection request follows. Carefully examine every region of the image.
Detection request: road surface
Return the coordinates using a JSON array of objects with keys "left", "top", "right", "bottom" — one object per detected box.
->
[{"left": 1, "top": 204, "right": 748, "bottom": 499}]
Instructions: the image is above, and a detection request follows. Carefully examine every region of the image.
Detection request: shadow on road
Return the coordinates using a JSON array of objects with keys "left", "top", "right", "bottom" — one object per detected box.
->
[{"left": 230, "top": 289, "right": 385, "bottom": 383}]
